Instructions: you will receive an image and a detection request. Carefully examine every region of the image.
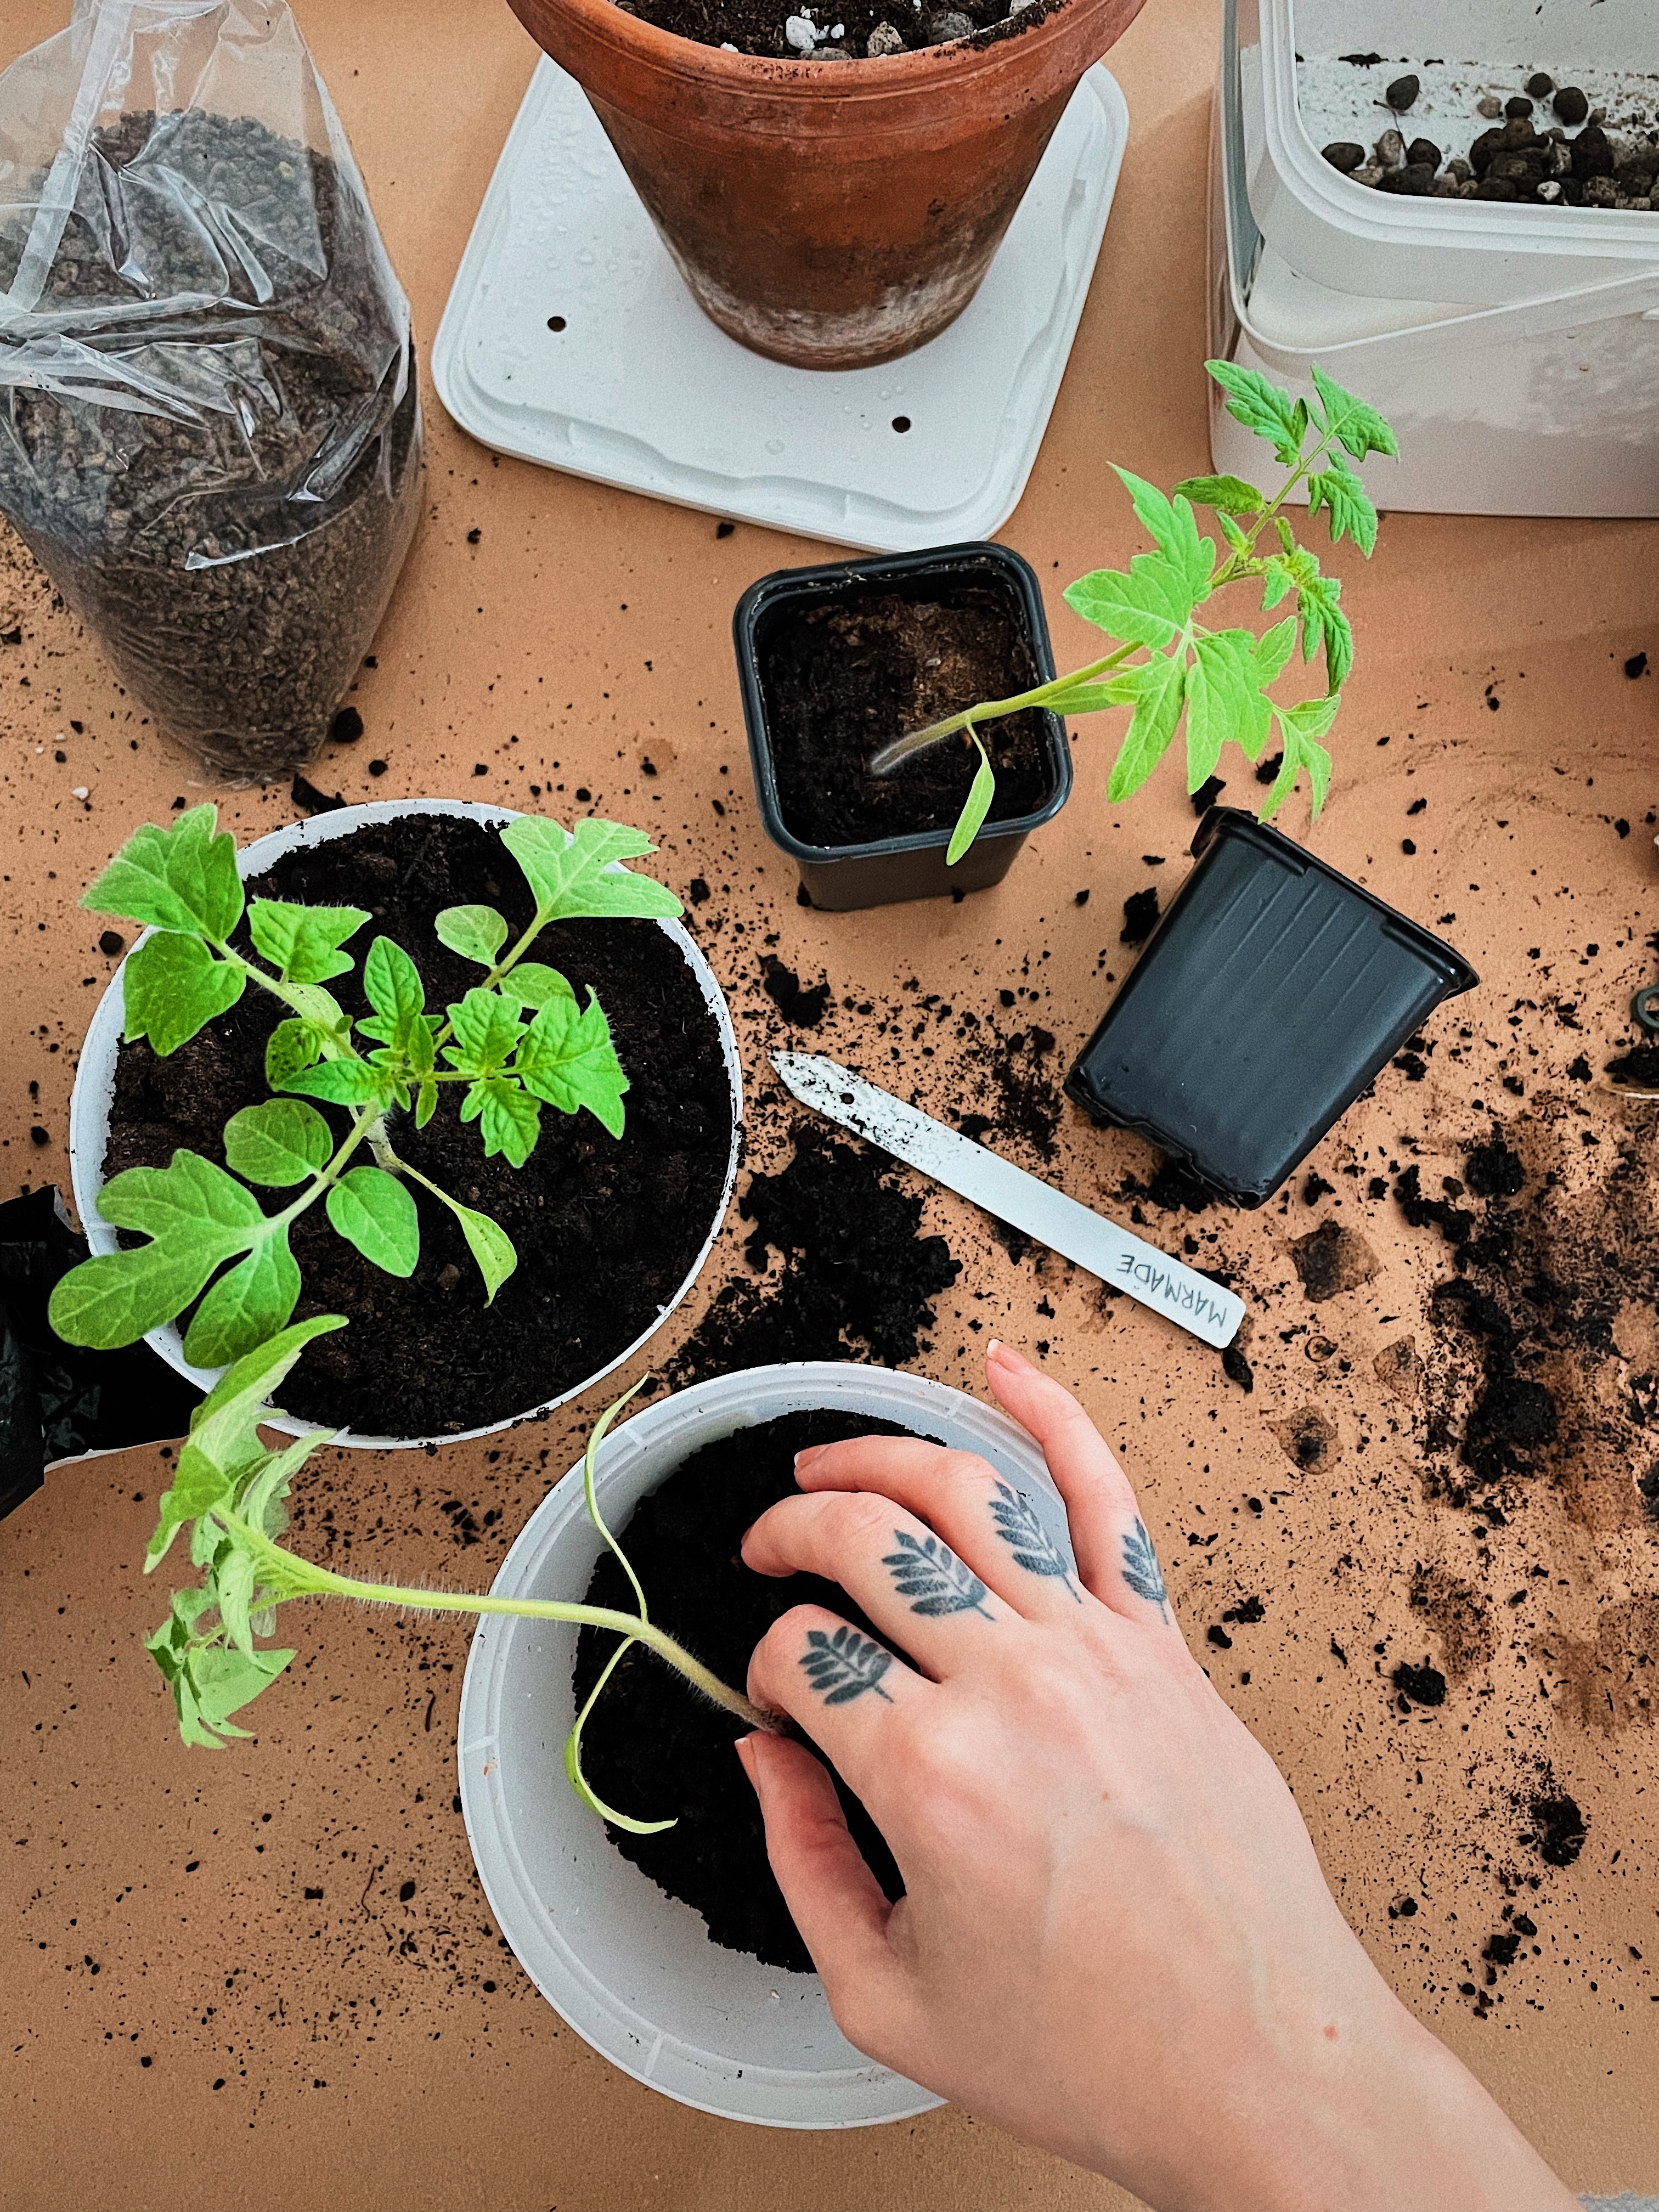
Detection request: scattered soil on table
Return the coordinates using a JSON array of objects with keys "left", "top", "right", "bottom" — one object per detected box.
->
[
  {"left": 1291, "top": 1217, "right": 1380, "bottom": 1301},
  {"left": 665, "top": 1125, "right": 958, "bottom": 1383},
  {"left": 1271, "top": 1405, "right": 1340, "bottom": 1472},
  {"left": 103, "top": 815, "right": 732, "bottom": 1435},
  {"left": 574, "top": 1410, "right": 913, "bottom": 1970},
  {"left": 1605, "top": 1042, "right": 1659, "bottom": 1090},
  {"left": 1407, "top": 1561, "right": 1496, "bottom": 1683},
  {"left": 759, "top": 584, "right": 1053, "bottom": 848},
  {"left": 622, "top": 0, "right": 1059, "bottom": 62}
]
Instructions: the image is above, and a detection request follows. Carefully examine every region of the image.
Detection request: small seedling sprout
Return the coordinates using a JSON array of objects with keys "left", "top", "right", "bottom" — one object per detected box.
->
[
  {"left": 143, "top": 1322, "right": 778, "bottom": 1827},
  {"left": 49, "top": 806, "right": 682, "bottom": 1366},
  {"left": 867, "top": 363, "right": 1400, "bottom": 863}
]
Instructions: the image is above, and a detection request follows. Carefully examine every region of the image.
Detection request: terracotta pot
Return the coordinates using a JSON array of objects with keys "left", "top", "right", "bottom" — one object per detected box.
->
[{"left": 504, "top": 0, "right": 1147, "bottom": 369}]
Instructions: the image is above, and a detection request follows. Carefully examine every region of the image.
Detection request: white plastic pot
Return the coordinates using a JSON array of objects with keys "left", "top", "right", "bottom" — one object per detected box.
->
[
  {"left": 456, "top": 1360, "right": 1077, "bottom": 2130},
  {"left": 67, "top": 798, "right": 742, "bottom": 1451},
  {"left": 1210, "top": 0, "right": 1659, "bottom": 516}
]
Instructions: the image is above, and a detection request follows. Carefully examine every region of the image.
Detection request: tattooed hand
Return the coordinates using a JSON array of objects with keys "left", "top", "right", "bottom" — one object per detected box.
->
[{"left": 736, "top": 1340, "right": 1575, "bottom": 2212}]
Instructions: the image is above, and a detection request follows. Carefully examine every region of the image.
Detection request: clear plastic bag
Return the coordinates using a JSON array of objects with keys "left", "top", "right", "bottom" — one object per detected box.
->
[{"left": 0, "top": 0, "right": 421, "bottom": 780}]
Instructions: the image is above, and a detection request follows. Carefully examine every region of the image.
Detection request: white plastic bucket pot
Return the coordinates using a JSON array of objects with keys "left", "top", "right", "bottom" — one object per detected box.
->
[
  {"left": 1210, "top": 0, "right": 1659, "bottom": 516},
  {"left": 1244, "top": 0, "right": 1659, "bottom": 305},
  {"left": 455, "top": 1360, "right": 1077, "bottom": 2129},
  {"left": 67, "top": 798, "right": 743, "bottom": 1451}
]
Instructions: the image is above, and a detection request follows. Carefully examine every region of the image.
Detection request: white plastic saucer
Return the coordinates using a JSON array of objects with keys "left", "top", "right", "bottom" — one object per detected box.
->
[{"left": 432, "top": 55, "right": 1128, "bottom": 551}]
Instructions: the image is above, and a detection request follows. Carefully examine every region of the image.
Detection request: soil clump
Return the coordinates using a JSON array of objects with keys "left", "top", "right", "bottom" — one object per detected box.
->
[{"left": 620, "top": 0, "right": 1059, "bottom": 61}]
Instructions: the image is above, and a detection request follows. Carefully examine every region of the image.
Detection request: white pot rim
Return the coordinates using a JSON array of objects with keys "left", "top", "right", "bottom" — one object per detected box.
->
[
  {"left": 456, "top": 1359, "right": 1077, "bottom": 2129},
  {"left": 66, "top": 797, "right": 743, "bottom": 1451}
]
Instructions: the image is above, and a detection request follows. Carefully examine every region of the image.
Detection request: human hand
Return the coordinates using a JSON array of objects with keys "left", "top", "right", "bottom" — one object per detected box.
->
[{"left": 736, "top": 1340, "right": 1576, "bottom": 2212}]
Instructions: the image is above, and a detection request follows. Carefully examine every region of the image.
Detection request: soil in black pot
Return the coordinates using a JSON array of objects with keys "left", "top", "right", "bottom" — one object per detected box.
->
[
  {"left": 101, "top": 814, "right": 731, "bottom": 1436},
  {"left": 574, "top": 1409, "right": 920, "bottom": 1972},
  {"left": 760, "top": 584, "right": 1053, "bottom": 847}
]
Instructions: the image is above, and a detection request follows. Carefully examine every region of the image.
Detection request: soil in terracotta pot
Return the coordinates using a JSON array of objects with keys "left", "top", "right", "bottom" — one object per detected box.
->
[
  {"left": 100, "top": 814, "right": 731, "bottom": 1436},
  {"left": 574, "top": 1409, "right": 922, "bottom": 1971},
  {"left": 622, "top": 0, "right": 1060, "bottom": 62},
  {"left": 759, "top": 583, "right": 1054, "bottom": 847}
]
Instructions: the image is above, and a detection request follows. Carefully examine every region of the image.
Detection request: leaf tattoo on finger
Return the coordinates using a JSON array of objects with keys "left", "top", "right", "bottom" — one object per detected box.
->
[
  {"left": 800, "top": 1626, "right": 895, "bottom": 1705},
  {"left": 989, "top": 1481, "right": 1081, "bottom": 1601},
  {"left": 881, "top": 1530, "right": 995, "bottom": 1620},
  {"left": 1120, "top": 1519, "right": 1170, "bottom": 1622}
]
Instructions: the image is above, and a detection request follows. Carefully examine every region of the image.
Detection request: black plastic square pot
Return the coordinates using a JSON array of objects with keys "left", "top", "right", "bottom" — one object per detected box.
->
[
  {"left": 1065, "top": 808, "right": 1479, "bottom": 1206},
  {"left": 733, "top": 541, "right": 1073, "bottom": 911}
]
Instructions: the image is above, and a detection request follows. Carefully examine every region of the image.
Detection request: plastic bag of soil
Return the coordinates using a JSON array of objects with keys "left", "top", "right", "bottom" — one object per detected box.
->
[
  {"left": 1, "top": 1187, "right": 202, "bottom": 1521},
  {"left": 0, "top": 0, "right": 421, "bottom": 780}
]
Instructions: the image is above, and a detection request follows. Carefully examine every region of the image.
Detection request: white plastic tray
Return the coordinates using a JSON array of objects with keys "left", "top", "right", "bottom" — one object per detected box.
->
[{"left": 432, "top": 56, "right": 1127, "bottom": 550}]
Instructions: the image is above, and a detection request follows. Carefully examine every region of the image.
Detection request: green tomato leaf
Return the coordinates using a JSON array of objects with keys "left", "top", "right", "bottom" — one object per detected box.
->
[
  {"left": 96, "top": 1149, "right": 266, "bottom": 1246},
  {"left": 1308, "top": 364, "right": 1399, "bottom": 462},
  {"left": 494, "top": 962, "right": 574, "bottom": 1011},
  {"left": 1104, "top": 654, "right": 1189, "bottom": 805},
  {"left": 358, "top": 937, "right": 427, "bottom": 1049},
  {"left": 452, "top": 1199, "right": 517, "bottom": 1305},
  {"left": 146, "top": 1449, "right": 240, "bottom": 1572},
  {"left": 83, "top": 805, "right": 244, "bottom": 940},
  {"left": 1306, "top": 453, "right": 1379, "bottom": 557},
  {"left": 189, "top": 1642, "right": 296, "bottom": 1744},
  {"left": 501, "top": 816, "right": 684, "bottom": 923},
  {"left": 325, "top": 1167, "right": 420, "bottom": 1277},
  {"left": 1296, "top": 571, "right": 1354, "bottom": 691},
  {"left": 513, "top": 989, "right": 628, "bottom": 1138},
  {"left": 1112, "top": 467, "right": 1214, "bottom": 601},
  {"left": 49, "top": 1150, "right": 268, "bottom": 1351},
  {"left": 1063, "top": 554, "right": 1198, "bottom": 652},
  {"left": 435, "top": 905, "right": 510, "bottom": 967},
  {"left": 442, "top": 986, "right": 525, "bottom": 1080},
  {"left": 182, "top": 1229, "right": 302, "bottom": 1368},
  {"left": 216, "top": 1545, "right": 258, "bottom": 1660},
  {"left": 1254, "top": 613, "right": 1298, "bottom": 687},
  {"left": 458, "top": 1076, "right": 541, "bottom": 1167},
  {"left": 121, "top": 931, "right": 245, "bottom": 1056},
  {"left": 266, "top": 1016, "right": 326, "bottom": 1088},
  {"left": 945, "top": 743, "right": 997, "bottom": 867},
  {"left": 275, "top": 1057, "right": 395, "bottom": 1108},
  {"left": 1171, "top": 472, "right": 1266, "bottom": 517},
  {"left": 247, "top": 899, "right": 369, "bottom": 985},
  {"left": 1205, "top": 360, "right": 1309, "bottom": 470},
  {"left": 414, "top": 1077, "right": 437, "bottom": 1130},
  {"left": 223, "top": 1100, "right": 334, "bottom": 1187},
  {"left": 1184, "top": 631, "right": 1263, "bottom": 790}
]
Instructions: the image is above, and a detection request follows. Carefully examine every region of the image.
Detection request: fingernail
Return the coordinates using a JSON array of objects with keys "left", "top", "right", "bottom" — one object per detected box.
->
[
  {"left": 794, "top": 1444, "right": 825, "bottom": 1476},
  {"left": 989, "top": 1338, "right": 1025, "bottom": 1366},
  {"left": 733, "top": 1734, "right": 759, "bottom": 1787}
]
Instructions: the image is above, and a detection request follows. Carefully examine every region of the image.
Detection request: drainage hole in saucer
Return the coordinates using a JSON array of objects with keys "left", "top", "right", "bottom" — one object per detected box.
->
[
  {"left": 548, "top": 314, "right": 567, "bottom": 332},
  {"left": 891, "top": 415, "right": 911, "bottom": 433}
]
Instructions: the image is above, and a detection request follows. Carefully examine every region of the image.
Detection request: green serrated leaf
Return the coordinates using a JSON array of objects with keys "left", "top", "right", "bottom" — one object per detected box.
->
[
  {"left": 1217, "top": 510, "right": 1251, "bottom": 555},
  {"left": 83, "top": 806, "right": 244, "bottom": 940},
  {"left": 1280, "top": 692, "right": 1343, "bottom": 745},
  {"left": 240, "top": 1430, "right": 331, "bottom": 1545},
  {"left": 946, "top": 742, "right": 997, "bottom": 867},
  {"left": 461, "top": 1076, "right": 542, "bottom": 1167},
  {"left": 1111, "top": 467, "right": 1215, "bottom": 600},
  {"left": 1104, "top": 654, "right": 1188, "bottom": 805},
  {"left": 1205, "top": 360, "right": 1308, "bottom": 469},
  {"left": 189, "top": 1643, "right": 296, "bottom": 1742},
  {"left": 248, "top": 900, "right": 369, "bottom": 985},
  {"left": 275, "top": 1057, "right": 393, "bottom": 1109},
  {"left": 1184, "top": 631, "right": 1261, "bottom": 791},
  {"left": 50, "top": 1151, "right": 268, "bottom": 1351},
  {"left": 443, "top": 987, "right": 525, "bottom": 1080},
  {"left": 223, "top": 1100, "right": 334, "bottom": 1187},
  {"left": 121, "top": 932, "right": 245, "bottom": 1056},
  {"left": 182, "top": 1229, "right": 301, "bottom": 1368},
  {"left": 358, "top": 937, "right": 426, "bottom": 1051},
  {"left": 1063, "top": 554, "right": 1200, "bottom": 652},
  {"left": 1306, "top": 454, "right": 1379, "bottom": 557},
  {"left": 325, "top": 1167, "right": 420, "bottom": 1277},
  {"left": 435, "top": 905, "right": 510, "bottom": 968},
  {"left": 414, "top": 1078, "right": 437, "bottom": 1129},
  {"left": 1296, "top": 571, "right": 1353, "bottom": 691},
  {"left": 501, "top": 816, "right": 684, "bottom": 924},
  {"left": 1254, "top": 613, "right": 1298, "bottom": 687},
  {"left": 513, "top": 990, "right": 628, "bottom": 1138},
  {"left": 494, "top": 962, "right": 574, "bottom": 1011},
  {"left": 1171, "top": 472, "right": 1266, "bottom": 517},
  {"left": 1309, "top": 364, "right": 1399, "bottom": 462},
  {"left": 217, "top": 1546, "right": 258, "bottom": 1660}
]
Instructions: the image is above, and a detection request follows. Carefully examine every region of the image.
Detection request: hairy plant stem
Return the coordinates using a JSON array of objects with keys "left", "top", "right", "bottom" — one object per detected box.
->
[
  {"left": 219, "top": 1512, "right": 779, "bottom": 1732},
  {"left": 868, "top": 641, "right": 1138, "bottom": 777}
]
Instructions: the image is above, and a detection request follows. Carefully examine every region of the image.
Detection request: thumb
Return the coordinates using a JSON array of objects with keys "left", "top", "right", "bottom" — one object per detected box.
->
[{"left": 736, "top": 1733, "right": 910, "bottom": 2052}]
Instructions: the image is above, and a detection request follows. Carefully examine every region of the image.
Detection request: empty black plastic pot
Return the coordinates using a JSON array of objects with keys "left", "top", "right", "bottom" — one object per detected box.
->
[
  {"left": 733, "top": 541, "right": 1072, "bottom": 911},
  {"left": 1065, "top": 808, "right": 1479, "bottom": 1205}
]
